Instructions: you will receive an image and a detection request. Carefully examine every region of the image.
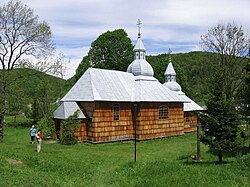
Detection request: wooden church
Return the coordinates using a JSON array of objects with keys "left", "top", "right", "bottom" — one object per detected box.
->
[{"left": 53, "top": 24, "right": 203, "bottom": 143}]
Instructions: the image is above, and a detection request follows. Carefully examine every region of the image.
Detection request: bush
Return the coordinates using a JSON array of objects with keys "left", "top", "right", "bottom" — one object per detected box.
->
[
  {"left": 37, "top": 115, "right": 55, "bottom": 138},
  {"left": 60, "top": 113, "right": 79, "bottom": 145}
]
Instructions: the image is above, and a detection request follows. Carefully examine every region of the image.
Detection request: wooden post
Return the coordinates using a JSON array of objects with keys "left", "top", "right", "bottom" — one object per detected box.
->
[
  {"left": 0, "top": 114, "right": 4, "bottom": 143},
  {"left": 133, "top": 104, "right": 137, "bottom": 162},
  {"left": 197, "top": 119, "right": 201, "bottom": 161}
]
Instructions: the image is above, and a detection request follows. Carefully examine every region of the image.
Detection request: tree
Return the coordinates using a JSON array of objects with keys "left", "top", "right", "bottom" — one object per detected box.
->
[
  {"left": 200, "top": 22, "right": 250, "bottom": 100},
  {"left": 200, "top": 68, "right": 241, "bottom": 163},
  {"left": 89, "top": 29, "right": 133, "bottom": 71},
  {"left": 73, "top": 29, "right": 134, "bottom": 82},
  {"left": 0, "top": 0, "right": 57, "bottom": 142},
  {"left": 237, "top": 62, "right": 250, "bottom": 133},
  {"left": 74, "top": 56, "right": 90, "bottom": 82}
]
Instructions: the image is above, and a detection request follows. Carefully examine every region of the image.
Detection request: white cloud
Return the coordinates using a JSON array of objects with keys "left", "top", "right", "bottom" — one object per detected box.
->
[{"left": 1, "top": 0, "right": 250, "bottom": 78}]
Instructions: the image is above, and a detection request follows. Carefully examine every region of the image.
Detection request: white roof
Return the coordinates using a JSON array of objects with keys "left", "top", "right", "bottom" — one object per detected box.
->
[
  {"left": 178, "top": 91, "right": 204, "bottom": 112},
  {"left": 127, "top": 59, "right": 154, "bottom": 76},
  {"left": 53, "top": 102, "right": 85, "bottom": 119},
  {"left": 163, "top": 82, "right": 182, "bottom": 92},
  {"left": 165, "top": 62, "right": 176, "bottom": 75},
  {"left": 133, "top": 37, "right": 145, "bottom": 51},
  {"left": 62, "top": 68, "right": 187, "bottom": 103}
]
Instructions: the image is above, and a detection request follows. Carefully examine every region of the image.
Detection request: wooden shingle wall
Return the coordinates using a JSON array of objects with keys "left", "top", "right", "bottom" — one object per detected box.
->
[
  {"left": 88, "top": 102, "right": 133, "bottom": 143},
  {"left": 76, "top": 101, "right": 187, "bottom": 143},
  {"left": 74, "top": 120, "right": 87, "bottom": 142},
  {"left": 137, "top": 102, "right": 184, "bottom": 140},
  {"left": 184, "top": 112, "right": 197, "bottom": 133}
]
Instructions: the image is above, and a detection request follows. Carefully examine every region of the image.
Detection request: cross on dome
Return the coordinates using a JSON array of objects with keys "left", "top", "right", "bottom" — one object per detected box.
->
[
  {"left": 137, "top": 19, "right": 142, "bottom": 38},
  {"left": 168, "top": 48, "right": 172, "bottom": 63}
]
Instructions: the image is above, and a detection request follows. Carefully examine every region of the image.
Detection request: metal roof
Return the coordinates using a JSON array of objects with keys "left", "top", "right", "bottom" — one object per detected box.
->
[
  {"left": 163, "top": 81, "right": 182, "bottom": 92},
  {"left": 165, "top": 62, "right": 176, "bottom": 76},
  {"left": 62, "top": 68, "right": 187, "bottom": 103},
  {"left": 178, "top": 91, "right": 204, "bottom": 111},
  {"left": 53, "top": 102, "right": 85, "bottom": 119},
  {"left": 133, "top": 37, "right": 146, "bottom": 51},
  {"left": 127, "top": 59, "right": 154, "bottom": 76}
]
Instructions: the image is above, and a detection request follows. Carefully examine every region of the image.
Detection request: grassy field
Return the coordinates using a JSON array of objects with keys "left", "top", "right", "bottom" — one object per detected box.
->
[
  {"left": 5, "top": 116, "right": 32, "bottom": 123},
  {"left": 0, "top": 127, "right": 249, "bottom": 187}
]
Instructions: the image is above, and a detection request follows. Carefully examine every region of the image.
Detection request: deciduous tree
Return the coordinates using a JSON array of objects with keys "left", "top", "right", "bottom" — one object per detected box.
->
[
  {"left": 0, "top": 0, "right": 58, "bottom": 142},
  {"left": 200, "top": 22, "right": 250, "bottom": 100},
  {"left": 89, "top": 29, "right": 133, "bottom": 71},
  {"left": 73, "top": 29, "right": 134, "bottom": 83}
]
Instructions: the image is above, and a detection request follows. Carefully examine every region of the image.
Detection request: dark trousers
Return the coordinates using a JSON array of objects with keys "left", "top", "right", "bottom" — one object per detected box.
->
[{"left": 31, "top": 136, "right": 35, "bottom": 143}]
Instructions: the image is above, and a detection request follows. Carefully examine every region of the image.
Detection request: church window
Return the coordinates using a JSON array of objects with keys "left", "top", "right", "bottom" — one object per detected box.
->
[
  {"left": 185, "top": 113, "right": 190, "bottom": 122},
  {"left": 113, "top": 104, "right": 120, "bottom": 121},
  {"left": 159, "top": 106, "right": 168, "bottom": 119}
]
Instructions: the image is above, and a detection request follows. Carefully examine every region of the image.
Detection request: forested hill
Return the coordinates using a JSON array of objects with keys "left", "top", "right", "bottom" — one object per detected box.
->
[
  {"left": 147, "top": 51, "right": 219, "bottom": 105},
  {"left": 0, "top": 68, "right": 70, "bottom": 116}
]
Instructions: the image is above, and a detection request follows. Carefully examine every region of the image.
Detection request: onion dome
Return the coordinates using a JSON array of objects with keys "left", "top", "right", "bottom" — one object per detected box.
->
[
  {"left": 127, "top": 19, "right": 154, "bottom": 77},
  {"left": 163, "top": 49, "right": 182, "bottom": 92}
]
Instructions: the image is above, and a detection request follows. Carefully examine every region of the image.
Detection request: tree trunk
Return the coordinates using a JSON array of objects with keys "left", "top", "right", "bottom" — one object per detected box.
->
[{"left": 218, "top": 149, "right": 223, "bottom": 164}]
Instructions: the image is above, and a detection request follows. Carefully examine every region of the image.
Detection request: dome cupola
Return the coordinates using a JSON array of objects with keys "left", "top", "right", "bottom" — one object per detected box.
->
[
  {"left": 163, "top": 49, "right": 182, "bottom": 92},
  {"left": 127, "top": 19, "right": 154, "bottom": 77}
]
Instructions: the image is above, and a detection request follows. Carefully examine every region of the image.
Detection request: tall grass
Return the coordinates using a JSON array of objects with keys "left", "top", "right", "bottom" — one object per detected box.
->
[{"left": 0, "top": 127, "right": 249, "bottom": 186}]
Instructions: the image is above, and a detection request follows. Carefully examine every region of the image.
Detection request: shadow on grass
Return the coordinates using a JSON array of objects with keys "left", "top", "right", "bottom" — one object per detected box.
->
[
  {"left": 207, "top": 146, "right": 250, "bottom": 157},
  {"left": 177, "top": 146, "right": 250, "bottom": 166},
  {"left": 177, "top": 153, "right": 234, "bottom": 165}
]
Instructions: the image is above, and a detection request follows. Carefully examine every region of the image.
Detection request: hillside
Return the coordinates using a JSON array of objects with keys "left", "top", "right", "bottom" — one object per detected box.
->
[
  {"left": 147, "top": 51, "right": 218, "bottom": 105},
  {"left": 0, "top": 68, "right": 70, "bottom": 116}
]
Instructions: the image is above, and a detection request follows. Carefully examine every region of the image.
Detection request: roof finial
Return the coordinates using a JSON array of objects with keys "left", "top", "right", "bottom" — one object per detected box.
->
[
  {"left": 168, "top": 48, "right": 172, "bottom": 63},
  {"left": 137, "top": 19, "right": 142, "bottom": 38}
]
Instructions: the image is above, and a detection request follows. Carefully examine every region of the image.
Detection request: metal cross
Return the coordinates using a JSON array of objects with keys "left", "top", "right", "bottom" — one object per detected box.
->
[
  {"left": 168, "top": 48, "right": 172, "bottom": 62},
  {"left": 137, "top": 19, "right": 142, "bottom": 36}
]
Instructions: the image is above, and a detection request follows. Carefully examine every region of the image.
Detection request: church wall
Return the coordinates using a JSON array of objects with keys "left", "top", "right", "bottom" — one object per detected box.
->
[
  {"left": 137, "top": 102, "right": 184, "bottom": 140},
  {"left": 88, "top": 102, "right": 134, "bottom": 143},
  {"left": 74, "top": 119, "right": 87, "bottom": 142},
  {"left": 76, "top": 101, "right": 186, "bottom": 143},
  {"left": 184, "top": 112, "right": 198, "bottom": 133}
]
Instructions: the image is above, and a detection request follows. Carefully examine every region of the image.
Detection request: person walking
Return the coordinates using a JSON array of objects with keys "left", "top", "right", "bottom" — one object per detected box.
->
[
  {"left": 30, "top": 125, "right": 36, "bottom": 144},
  {"left": 36, "top": 129, "right": 43, "bottom": 153}
]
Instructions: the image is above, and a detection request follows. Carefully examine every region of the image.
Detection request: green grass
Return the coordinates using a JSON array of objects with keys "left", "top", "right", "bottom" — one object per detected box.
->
[
  {"left": 5, "top": 116, "right": 32, "bottom": 123},
  {"left": 0, "top": 127, "right": 249, "bottom": 187}
]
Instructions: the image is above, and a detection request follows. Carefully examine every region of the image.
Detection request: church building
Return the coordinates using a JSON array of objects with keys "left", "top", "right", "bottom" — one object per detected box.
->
[{"left": 53, "top": 23, "right": 203, "bottom": 143}]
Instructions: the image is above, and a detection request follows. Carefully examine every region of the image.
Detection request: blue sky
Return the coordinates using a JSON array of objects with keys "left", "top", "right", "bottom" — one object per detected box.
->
[{"left": 1, "top": 0, "right": 250, "bottom": 79}]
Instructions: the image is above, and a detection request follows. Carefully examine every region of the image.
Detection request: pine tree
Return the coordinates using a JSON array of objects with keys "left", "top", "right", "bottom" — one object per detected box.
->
[{"left": 201, "top": 68, "right": 241, "bottom": 163}]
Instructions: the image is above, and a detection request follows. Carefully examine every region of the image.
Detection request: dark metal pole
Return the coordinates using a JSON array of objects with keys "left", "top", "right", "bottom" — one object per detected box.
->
[
  {"left": 197, "top": 119, "right": 201, "bottom": 161},
  {"left": 133, "top": 104, "right": 137, "bottom": 162}
]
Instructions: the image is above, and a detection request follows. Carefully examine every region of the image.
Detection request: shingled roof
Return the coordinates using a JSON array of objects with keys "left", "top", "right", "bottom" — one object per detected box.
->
[
  {"left": 61, "top": 68, "right": 187, "bottom": 103},
  {"left": 53, "top": 102, "right": 85, "bottom": 119}
]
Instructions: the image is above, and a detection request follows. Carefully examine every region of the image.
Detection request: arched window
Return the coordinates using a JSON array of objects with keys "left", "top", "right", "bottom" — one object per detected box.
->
[
  {"left": 113, "top": 104, "right": 120, "bottom": 121},
  {"left": 159, "top": 106, "right": 169, "bottom": 119}
]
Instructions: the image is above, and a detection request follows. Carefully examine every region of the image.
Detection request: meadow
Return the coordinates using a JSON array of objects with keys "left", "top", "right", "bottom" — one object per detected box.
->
[{"left": 0, "top": 127, "right": 249, "bottom": 187}]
